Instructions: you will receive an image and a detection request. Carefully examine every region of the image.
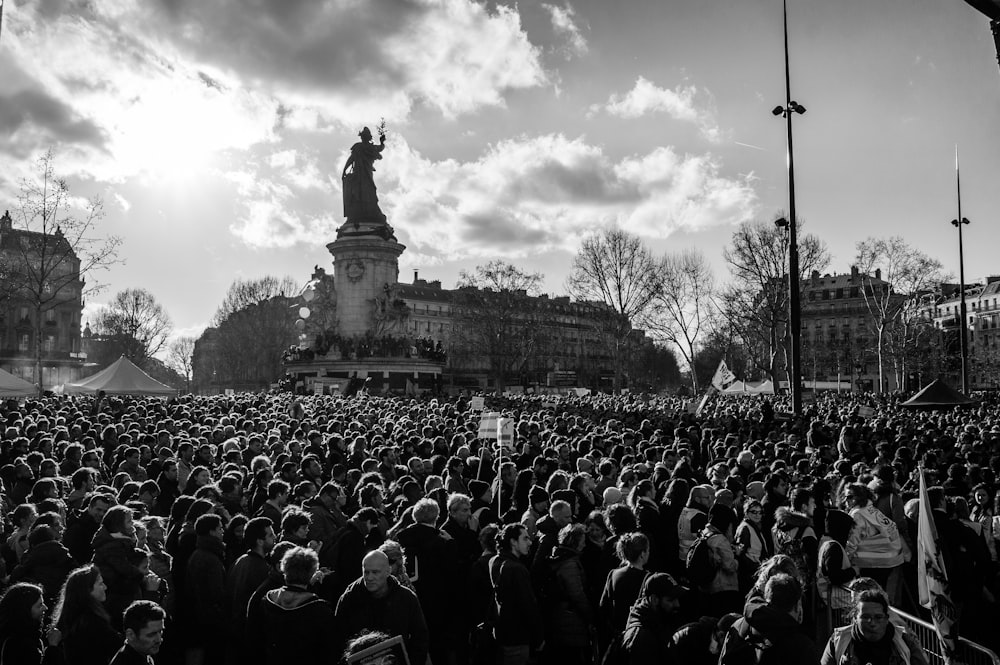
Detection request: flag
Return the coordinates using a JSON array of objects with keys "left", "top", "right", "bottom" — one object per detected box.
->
[
  {"left": 917, "top": 466, "right": 959, "bottom": 663},
  {"left": 710, "top": 359, "right": 737, "bottom": 390}
]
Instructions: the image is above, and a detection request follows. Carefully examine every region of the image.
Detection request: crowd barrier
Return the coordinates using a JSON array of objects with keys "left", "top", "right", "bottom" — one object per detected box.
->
[{"left": 824, "top": 586, "right": 999, "bottom": 665}]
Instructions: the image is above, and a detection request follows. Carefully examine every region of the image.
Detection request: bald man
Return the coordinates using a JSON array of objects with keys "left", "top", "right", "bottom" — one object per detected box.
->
[{"left": 334, "top": 551, "right": 429, "bottom": 664}]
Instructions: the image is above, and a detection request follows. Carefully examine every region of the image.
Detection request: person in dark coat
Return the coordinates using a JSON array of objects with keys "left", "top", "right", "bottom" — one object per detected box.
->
[
  {"left": 10, "top": 525, "right": 76, "bottom": 606},
  {"left": 530, "top": 499, "right": 572, "bottom": 588},
  {"left": 248, "top": 546, "right": 338, "bottom": 665},
  {"left": 108, "top": 600, "right": 166, "bottom": 665},
  {"left": 0, "top": 582, "right": 46, "bottom": 665},
  {"left": 329, "top": 507, "right": 380, "bottom": 598},
  {"left": 182, "top": 513, "right": 227, "bottom": 664},
  {"left": 491, "top": 523, "right": 544, "bottom": 664},
  {"left": 544, "top": 524, "right": 594, "bottom": 665},
  {"left": 92, "top": 505, "right": 145, "bottom": 622},
  {"left": 51, "top": 564, "right": 123, "bottom": 665},
  {"left": 224, "top": 517, "right": 275, "bottom": 665},
  {"left": 720, "top": 573, "right": 818, "bottom": 665},
  {"left": 397, "top": 497, "right": 458, "bottom": 665},
  {"left": 334, "top": 550, "right": 429, "bottom": 665},
  {"left": 671, "top": 613, "right": 742, "bottom": 665},
  {"left": 63, "top": 493, "right": 110, "bottom": 564},
  {"left": 153, "top": 461, "right": 180, "bottom": 518},
  {"left": 621, "top": 573, "right": 686, "bottom": 665},
  {"left": 600, "top": 532, "right": 650, "bottom": 645}
]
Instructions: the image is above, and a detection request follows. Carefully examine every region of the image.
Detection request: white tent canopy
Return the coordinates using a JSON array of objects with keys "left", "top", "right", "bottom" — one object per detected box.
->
[
  {"left": 64, "top": 356, "right": 176, "bottom": 395},
  {"left": 0, "top": 368, "right": 36, "bottom": 397},
  {"left": 722, "top": 379, "right": 774, "bottom": 395}
]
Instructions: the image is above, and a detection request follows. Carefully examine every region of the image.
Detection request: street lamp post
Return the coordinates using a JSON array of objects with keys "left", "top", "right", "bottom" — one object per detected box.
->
[
  {"left": 952, "top": 216, "right": 970, "bottom": 393},
  {"left": 773, "top": 0, "right": 806, "bottom": 414}
]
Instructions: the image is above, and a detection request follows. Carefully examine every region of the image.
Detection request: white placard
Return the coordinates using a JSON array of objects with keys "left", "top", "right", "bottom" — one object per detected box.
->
[
  {"left": 478, "top": 412, "right": 500, "bottom": 439},
  {"left": 470, "top": 396, "right": 485, "bottom": 411}
]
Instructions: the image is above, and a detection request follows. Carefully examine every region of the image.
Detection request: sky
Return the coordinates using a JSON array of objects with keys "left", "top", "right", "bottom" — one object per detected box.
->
[{"left": 1, "top": 0, "right": 999, "bottom": 345}]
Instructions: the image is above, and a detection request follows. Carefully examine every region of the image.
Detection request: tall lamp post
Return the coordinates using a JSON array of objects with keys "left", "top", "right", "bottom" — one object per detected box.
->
[
  {"left": 952, "top": 214, "right": 970, "bottom": 393},
  {"left": 773, "top": 0, "right": 806, "bottom": 414}
]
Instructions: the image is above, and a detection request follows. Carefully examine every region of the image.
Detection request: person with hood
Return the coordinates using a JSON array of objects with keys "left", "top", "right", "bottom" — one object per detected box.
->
[
  {"left": 720, "top": 573, "right": 817, "bottom": 665},
  {"left": 843, "top": 483, "right": 905, "bottom": 592},
  {"left": 334, "top": 550, "right": 429, "bottom": 665},
  {"left": 92, "top": 505, "right": 146, "bottom": 622},
  {"left": 820, "top": 589, "right": 927, "bottom": 665},
  {"left": 10, "top": 524, "right": 76, "bottom": 606},
  {"left": 772, "top": 488, "right": 819, "bottom": 592},
  {"left": 671, "top": 613, "right": 741, "bottom": 665},
  {"left": 700, "top": 504, "right": 741, "bottom": 617},
  {"left": 620, "top": 572, "right": 686, "bottom": 664},
  {"left": 249, "top": 546, "right": 337, "bottom": 665},
  {"left": 544, "top": 523, "right": 594, "bottom": 665}
]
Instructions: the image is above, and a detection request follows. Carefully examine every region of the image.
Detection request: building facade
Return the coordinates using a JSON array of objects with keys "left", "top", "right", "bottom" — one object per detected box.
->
[
  {"left": 0, "top": 210, "right": 87, "bottom": 389},
  {"left": 923, "top": 277, "right": 1000, "bottom": 390}
]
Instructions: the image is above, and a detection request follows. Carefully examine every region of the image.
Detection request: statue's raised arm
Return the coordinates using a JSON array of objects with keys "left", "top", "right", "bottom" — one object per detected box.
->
[{"left": 341, "top": 126, "right": 387, "bottom": 225}]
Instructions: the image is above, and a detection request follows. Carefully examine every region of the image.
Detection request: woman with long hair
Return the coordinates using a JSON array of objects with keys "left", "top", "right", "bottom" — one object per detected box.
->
[
  {"left": 51, "top": 564, "right": 121, "bottom": 665},
  {"left": 0, "top": 582, "right": 46, "bottom": 664},
  {"left": 181, "top": 465, "right": 211, "bottom": 496}
]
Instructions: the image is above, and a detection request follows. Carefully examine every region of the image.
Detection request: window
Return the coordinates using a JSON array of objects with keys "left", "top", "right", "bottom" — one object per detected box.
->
[
  {"left": 45, "top": 309, "right": 56, "bottom": 324},
  {"left": 19, "top": 307, "right": 29, "bottom": 321},
  {"left": 43, "top": 335, "right": 55, "bottom": 352},
  {"left": 18, "top": 334, "right": 29, "bottom": 352}
]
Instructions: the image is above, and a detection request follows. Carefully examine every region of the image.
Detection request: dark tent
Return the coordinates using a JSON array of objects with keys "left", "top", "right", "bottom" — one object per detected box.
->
[{"left": 900, "top": 379, "right": 976, "bottom": 409}]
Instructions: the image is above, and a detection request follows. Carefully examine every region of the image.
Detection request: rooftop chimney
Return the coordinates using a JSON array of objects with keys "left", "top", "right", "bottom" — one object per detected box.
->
[
  {"left": 851, "top": 265, "right": 859, "bottom": 283},
  {"left": 413, "top": 270, "right": 419, "bottom": 284}
]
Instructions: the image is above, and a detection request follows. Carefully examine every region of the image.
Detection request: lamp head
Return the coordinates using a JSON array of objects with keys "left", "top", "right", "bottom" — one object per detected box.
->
[
  {"left": 772, "top": 106, "right": 785, "bottom": 116},
  {"left": 792, "top": 102, "right": 806, "bottom": 114},
  {"left": 961, "top": 217, "right": 971, "bottom": 225},
  {"left": 951, "top": 219, "right": 959, "bottom": 227},
  {"left": 774, "top": 218, "right": 789, "bottom": 228}
]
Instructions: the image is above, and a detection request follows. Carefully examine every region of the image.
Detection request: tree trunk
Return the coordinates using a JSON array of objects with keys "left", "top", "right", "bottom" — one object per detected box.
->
[
  {"left": 876, "top": 327, "right": 885, "bottom": 393},
  {"left": 34, "top": 306, "right": 43, "bottom": 395}
]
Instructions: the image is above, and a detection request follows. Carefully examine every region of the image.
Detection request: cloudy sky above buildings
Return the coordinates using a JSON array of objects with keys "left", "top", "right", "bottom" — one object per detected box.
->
[{"left": 1, "top": 0, "right": 998, "bottom": 341}]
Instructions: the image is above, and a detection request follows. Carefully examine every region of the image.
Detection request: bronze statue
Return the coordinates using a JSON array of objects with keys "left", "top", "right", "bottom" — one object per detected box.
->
[{"left": 341, "top": 126, "right": 387, "bottom": 224}]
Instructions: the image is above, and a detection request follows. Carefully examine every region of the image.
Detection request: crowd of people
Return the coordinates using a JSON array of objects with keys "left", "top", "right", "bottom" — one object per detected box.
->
[{"left": 0, "top": 387, "right": 996, "bottom": 665}]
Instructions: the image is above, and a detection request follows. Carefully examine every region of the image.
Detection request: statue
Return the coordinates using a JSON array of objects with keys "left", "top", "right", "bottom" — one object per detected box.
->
[{"left": 341, "top": 124, "right": 387, "bottom": 225}]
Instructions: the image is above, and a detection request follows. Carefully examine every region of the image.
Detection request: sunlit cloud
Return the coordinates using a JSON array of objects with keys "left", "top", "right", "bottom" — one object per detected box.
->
[
  {"left": 543, "top": 3, "right": 589, "bottom": 59},
  {"left": 595, "top": 76, "right": 723, "bottom": 143}
]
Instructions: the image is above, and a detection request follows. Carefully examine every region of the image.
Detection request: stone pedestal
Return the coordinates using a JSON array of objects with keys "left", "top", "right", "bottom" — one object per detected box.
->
[{"left": 326, "top": 221, "right": 405, "bottom": 337}]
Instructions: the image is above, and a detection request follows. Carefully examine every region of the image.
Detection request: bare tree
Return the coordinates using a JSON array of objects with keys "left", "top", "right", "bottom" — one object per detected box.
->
[
  {"left": 855, "top": 237, "right": 944, "bottom": 392},
  {"left": 167, "top": 336, "right": 197, "bottom": 392},
  {"left": 566, "top": 228, "right": 660, "bottom": 390},
  {"left": 722, "top": 219, "right": 829, "bottom": 385},
  {"left": 650, "top": 249, "right": 716, "bottom": 392},
  {"left": 451, "top": 260, "right": 549, "bottom": 392},
  {"left": 93, "top": 288, "right": 172, "bottom": 367},
  {"left": 200, "top": 276, "right": 300, "bottom": 390},
  {"left": 4, "top": 150, "right": 121, "bottom": 391}
]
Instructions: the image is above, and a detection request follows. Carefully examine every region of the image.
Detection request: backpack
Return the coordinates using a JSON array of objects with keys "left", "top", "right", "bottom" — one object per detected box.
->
[
  {"left": 685, "top": 533, "right": 717, "bottom": 587},
  {"left": 772, "top": 525, "right": 809, "bottom": 584},
  {"left": 718, "top": 618, "right": 772, "bottom": 665}
]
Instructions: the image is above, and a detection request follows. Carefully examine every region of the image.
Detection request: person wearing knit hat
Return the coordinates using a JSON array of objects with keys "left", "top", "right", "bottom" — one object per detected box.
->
[
  {"left": 468, "top": 479, "right": 490, "bottom": 502},
  {"left": 745, "top": 481, "right": 765, "bottom": 501},
  {"left": 603, "top": 486, "right": 623, "bottom": 507},
  {"left": 522, "top": 486, "right": 549, "bottom": 538}
]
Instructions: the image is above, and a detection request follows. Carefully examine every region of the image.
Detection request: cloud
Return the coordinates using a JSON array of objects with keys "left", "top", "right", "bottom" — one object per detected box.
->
[
  {"left": 543, "top": 3, "right": 588, "bottom": 58},
  {"left": 596, "top": 76, "right": 723, "bottom": 142},
  {"left": 135, "top": 0, "right": 547, "bottom": 120},
  {"left": 0, "top": 88, "right": 107, "bottom": 159},
  {"left": 226, "top": 134, "right": 756, "bottom": 261}
]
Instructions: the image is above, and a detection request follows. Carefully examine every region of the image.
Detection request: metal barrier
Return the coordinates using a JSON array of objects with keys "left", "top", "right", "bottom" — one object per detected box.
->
[
  {"left": 824, "top": 587, "right": 1000, "bottom": 665},
  {"left": 889, "top": 608, "right": 1000, "bottom": 665}
]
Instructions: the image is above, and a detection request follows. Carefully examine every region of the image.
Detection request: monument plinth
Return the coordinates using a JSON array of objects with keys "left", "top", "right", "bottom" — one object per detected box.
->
[{"left": 326, "top": 225, "right": 405, "bottom": 338}]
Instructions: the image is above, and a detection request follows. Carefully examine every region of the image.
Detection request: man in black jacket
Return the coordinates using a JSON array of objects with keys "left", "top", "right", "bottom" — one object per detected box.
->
[
  {"left": 398, "top": 497, "right": 458, "bottom": 665},
  {"left": 183, "top": 513, "right": 227, "bottom": 664},
  {"left": 719, "top": 573, "right": 818, "bottom": 665},
  {"left": 109, "top": 600, "right": 166, "bottom": 665},
  {"left": 492, "top": 523, "right": 544, "bottom": 665},
  {"left": 64, "top": 493, "right": 110, "bottom": 563},
  {"left": 335, "top": 550, "right": 429, "bottom": 665}
]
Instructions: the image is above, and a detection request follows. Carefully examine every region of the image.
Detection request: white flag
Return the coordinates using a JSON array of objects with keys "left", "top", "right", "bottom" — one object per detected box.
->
[
  {"left": 917, "top": 467, "right": 958, "bottom": 663},
  {"left": 711, "top": 359, "right": 737, "bottom": 390}
]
